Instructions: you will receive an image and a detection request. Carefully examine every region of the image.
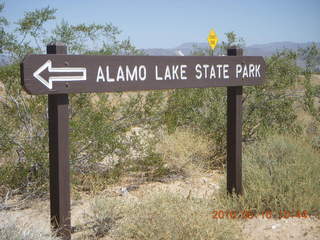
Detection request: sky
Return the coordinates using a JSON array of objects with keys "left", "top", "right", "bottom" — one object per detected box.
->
[{"left": 2, "top": 0, "right": 320, "bottom": 49}]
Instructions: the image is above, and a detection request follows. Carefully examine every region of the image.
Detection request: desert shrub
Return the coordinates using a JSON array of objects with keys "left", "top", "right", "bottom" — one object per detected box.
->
[
  {"left": 85, "top": 193, "right": 242, "bottom": 240},
  {"left": 163, "top": 50, "right": 301, "bottom": 167},
  {"left": 0, "top": 64, "right": 49, "bottom": 195},
  {"left": 164, "top": 87, "right": 227, "bottom": 166},
  {"left": 216, "top": 135, "right": 320, "bottom": 218},
  {"left": 157, "top": 128, "right": 212, "bottom": 174},
  {"left": 0, "top": 66, "right": 165, "bottom": 194},
  {"left": 0, "top": 6, "right": 166, "bottom": 196},
  {"left": 82, "top": 197, "right": 124, "bottom": 238},
  {"left": 298, "top": 44, "right": 320, "bottom": 146},
  {"left": 303, "top": 72, "right": 320, "bottom": 124},
  {"left": 0, "top": 217, "right": 59, "bottom": 240},
  {"left": 114, "top": 193, "right": 242, "bottom": 240}
]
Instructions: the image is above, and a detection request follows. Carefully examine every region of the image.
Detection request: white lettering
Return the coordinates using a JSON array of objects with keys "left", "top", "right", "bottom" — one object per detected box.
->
[
  {"left": 195, "top": 64, "right": 202, "bottom": 79},
  {"left": 216, "top": 64, "right": 222, "bottom": 78},
  {"left": 210, "top": 65, "right": 216, "bottom": 79},
  {"left": 180, "top": 65, "right": 187, "bottom": 80},
  {"left": 164, "top": 66, "right": 172, "bottom": 80},
  {"left": 236, "top": 64, "right": 242, "bottom": 78},
  {"left": 255, "top": 64, "right": 261, "bottom": 77},
  {"left": 203, "top": 64, "right": 209, "bottom": 78},
  {"left": 172, "top": 65, "right": 179, "bottom": 80},
  {"left": 96, "top": 65, "right": 105, "bottom": 82},
  {"left": 242, "top": 65, "right": 248, "bottom": 78},
  {"left": 139, "top": 65, "right": 146, "bottom": 81},
  {"left": 117, "top": 66, "right": 125, "bottom": 81},
  {"left": 223, "top": 64, "right": 229, "bottom": 79},
  {"left": 106, "top": 66, "right": 114, "bottom": 82},
  {"left": 155, "top": 65, "right": 163, "bottom": 80},
  {"left": 126, "top": 65, "right": 137, "bottom": 81},
  {"left": 249, "top": 64, "right": 255, "bottom": 77}
]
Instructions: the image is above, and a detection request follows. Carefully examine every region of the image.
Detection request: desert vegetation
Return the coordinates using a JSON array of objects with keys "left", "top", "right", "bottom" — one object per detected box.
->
[{"left": 0, "top": 4, "right": 319, "bottom": 240}]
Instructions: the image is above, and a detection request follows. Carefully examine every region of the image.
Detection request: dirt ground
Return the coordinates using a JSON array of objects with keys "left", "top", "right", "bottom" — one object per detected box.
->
[{"left": 1, "top": 173, "right": 319, "bottom": 240}]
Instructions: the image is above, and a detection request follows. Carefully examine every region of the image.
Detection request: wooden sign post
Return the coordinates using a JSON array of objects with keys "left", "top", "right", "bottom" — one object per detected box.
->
[
  {"left": 227, "top": 48, "right": 243, "bottom": 195},
  {"left": 47, "top": 43, "right": 71, "bottom": 239},
  {"left": 21, "top": 43, "right": 266, "bottom": 239}
]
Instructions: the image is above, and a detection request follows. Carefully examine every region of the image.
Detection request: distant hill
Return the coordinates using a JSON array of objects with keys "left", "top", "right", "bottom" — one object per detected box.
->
[
  {"left": 142, "top": 41, "right": 320, "bottom": 57},
  {"left": 0, "top": 42, "right": 318, "bottom": 68},
  {"left": 245, "top": 42, "right": 320, "bottom": 57}
]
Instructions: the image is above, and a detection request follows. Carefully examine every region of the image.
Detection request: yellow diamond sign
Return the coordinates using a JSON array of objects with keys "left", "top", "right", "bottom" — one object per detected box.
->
[{"left": 207, "top": 29, "right": 218, "bottom": 50}]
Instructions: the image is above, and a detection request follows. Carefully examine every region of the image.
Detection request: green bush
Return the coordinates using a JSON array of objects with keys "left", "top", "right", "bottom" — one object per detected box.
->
[
  {"left": 0, "top": 63, "right": 49, "bottom": 194},
  {"left": 217, "top": 135, "right": 320, "bottom": 218},
  {"left": 164, "top": 87, "right": 227, "bottom": 167},
  {"left": 0, "top": 66, "right": 165, "bottom": 194},
  {"left": 163, "top": 50, "right": 301, "bottom": 168},
  {"left": 0, "top": 6, "right": 166, "bottom": 195}
]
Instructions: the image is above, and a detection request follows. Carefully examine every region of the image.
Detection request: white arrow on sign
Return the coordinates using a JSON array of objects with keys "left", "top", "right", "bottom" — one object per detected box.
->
[{"left": 33, "top": 60, "right": 87, "bottom": 89}]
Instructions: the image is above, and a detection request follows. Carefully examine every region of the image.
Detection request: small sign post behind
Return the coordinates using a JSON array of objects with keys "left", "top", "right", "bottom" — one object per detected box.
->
[{"left": 20, "top": 43, "right": 266, "bottom": 239}]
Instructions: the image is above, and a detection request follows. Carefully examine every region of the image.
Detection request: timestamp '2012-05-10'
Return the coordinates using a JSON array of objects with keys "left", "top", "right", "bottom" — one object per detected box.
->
[{"left": 211, "top": 210, "right": 318, "bottom": 219}]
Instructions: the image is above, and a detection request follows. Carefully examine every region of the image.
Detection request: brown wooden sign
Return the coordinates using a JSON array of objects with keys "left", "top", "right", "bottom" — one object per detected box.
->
[
  {"left": 21, "top": 55, "right": 266, "bottom": 95},
  {"left": 20, "top": 44, "right": 266, "bottom": 240}
]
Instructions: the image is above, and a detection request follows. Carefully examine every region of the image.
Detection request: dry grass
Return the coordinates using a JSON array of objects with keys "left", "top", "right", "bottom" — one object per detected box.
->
[
  {"left": 0, "top": 214, "right": 59, "bottom": 240},
  {"left": 156, "top": 128, "right": 213, "bottom": 176},
  {"left": 311, "top": 73, "right": 320, "bottom": 85},
  {"left": 217, "top": 134, "right": 320, "bottom": 217},
  {"left": 83, "top": 193, "right": 242, "bottom": 240}
]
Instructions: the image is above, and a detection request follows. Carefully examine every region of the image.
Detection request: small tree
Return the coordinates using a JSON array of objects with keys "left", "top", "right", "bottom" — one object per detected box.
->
[
  {"left": 0, "top": 6, "right": 164, "bottom": 196},
  {"left": 164, "top": 42, "right": 301, "bottom": 168},
  {"left": 298, "top": 43, "right": 320, "bottom": 73},
  {"left": 299, "top": 43, "right": 320, "bottom": 124},
  {"left": 220, "top": 31, "right": 245, "bottom": 54}
]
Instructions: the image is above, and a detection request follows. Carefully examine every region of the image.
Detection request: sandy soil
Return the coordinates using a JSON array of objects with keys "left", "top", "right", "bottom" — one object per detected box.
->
[
  {"left": 1, "top": 172, "right": 319, "bottom": 240},
  {"left": 243, "top": 216, "right": 319, "bottom": 240}
]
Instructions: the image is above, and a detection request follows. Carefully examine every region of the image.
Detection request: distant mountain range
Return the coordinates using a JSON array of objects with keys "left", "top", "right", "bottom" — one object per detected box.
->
[
  {"left": 1, "top": 42, "right": 319, "bottom": 67},
  {"left": 142, "top": 41, "right": 320, "bottom": 57}
]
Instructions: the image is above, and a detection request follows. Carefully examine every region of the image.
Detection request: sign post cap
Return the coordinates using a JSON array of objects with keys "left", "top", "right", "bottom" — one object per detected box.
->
[
  {"left": 227, "top": 47, "right": 243, "bottom": 56},
  {"left": 47, "top": 42, "right": 66, "bottom": 47},
  {"left": 47, "top": 42, "right": 67, "bottom": 54}
]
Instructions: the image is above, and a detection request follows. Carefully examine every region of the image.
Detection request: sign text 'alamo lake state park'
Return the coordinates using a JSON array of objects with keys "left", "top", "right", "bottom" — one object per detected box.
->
[{"left": 21, "top": 55, "right": 266, "bottom": 95}]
